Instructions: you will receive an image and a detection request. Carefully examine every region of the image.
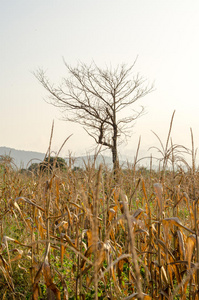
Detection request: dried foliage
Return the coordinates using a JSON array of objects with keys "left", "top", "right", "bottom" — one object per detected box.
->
[{"left": 1, "top": 130, "right": 199, "bottom": 299}]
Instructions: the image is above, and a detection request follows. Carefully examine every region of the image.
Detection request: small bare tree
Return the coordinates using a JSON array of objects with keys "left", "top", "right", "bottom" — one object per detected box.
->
[{"left": 35, "top": 61, "right": 153, "bottom": 170}]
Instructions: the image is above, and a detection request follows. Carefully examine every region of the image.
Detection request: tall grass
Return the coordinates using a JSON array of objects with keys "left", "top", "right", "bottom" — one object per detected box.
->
[{"left": 1, "top": 128, "right": 199, "bottom": 299}]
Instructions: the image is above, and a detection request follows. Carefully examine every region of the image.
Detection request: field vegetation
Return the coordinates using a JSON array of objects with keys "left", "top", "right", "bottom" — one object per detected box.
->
[{"left": 1, "top": 128, "right": 199, "bottom": 299}]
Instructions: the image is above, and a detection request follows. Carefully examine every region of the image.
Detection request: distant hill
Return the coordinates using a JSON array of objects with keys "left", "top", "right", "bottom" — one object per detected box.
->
[
  {"left": 0, "top": 147, "right": 45, "bottom": 168},
  {"left": 0, "top": 147, "right": 130, "bottom": 169},
  {"left": 0, "top": 147, "right": 114, "bottom": 169}
]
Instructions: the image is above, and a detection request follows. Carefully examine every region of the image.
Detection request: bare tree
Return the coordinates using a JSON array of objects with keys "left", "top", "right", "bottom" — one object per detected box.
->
[{"left": 35, "top": 61, "right": 153, "bottom": 170}]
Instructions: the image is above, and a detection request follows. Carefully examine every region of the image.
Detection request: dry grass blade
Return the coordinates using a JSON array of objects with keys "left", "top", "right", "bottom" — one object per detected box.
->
[
  {"left": 44, "top": 120, "right": 54, "bottom": 162},
  {"left": 56, "top": 134, "right": 73, "bottom": 158},
  {"left": 164, "top": 110, "right": 176, "bottom": 164}
]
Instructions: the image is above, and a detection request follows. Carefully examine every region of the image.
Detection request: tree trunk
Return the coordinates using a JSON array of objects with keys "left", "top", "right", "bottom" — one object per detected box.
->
[{"left": 112, "top": 124, "right": 119, "bottom": 174}]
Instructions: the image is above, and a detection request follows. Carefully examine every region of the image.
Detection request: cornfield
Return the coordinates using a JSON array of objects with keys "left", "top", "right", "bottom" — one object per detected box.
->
[{"left": 1, "top": 130, "right": 199, "bottom": 299}]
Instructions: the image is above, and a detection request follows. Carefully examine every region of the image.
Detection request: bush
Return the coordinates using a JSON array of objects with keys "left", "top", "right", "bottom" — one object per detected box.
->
[{"left": 39, "top": 156, "right": 67, "bottom": 172}]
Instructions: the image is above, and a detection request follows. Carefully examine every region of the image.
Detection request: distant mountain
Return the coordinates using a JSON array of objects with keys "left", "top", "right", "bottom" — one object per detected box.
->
[
  {"left": 0, "top": 147, "right": 45, "bottom": 168},
  {"left": 0, "top": 147, "right": 114, "bottom": 169},
  {"left": 0, "top": 147, "right": 130, "bottom": 169}
]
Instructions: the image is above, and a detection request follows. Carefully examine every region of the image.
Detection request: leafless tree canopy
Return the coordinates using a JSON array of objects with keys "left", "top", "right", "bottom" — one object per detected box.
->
[{"left": 35, "top": 61, "right": 153, "bottom": 168}]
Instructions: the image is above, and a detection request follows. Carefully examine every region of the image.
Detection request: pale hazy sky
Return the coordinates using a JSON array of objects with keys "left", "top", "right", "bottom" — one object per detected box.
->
[{"left": 1, "top": 0, "right": 199, "bottom": 162}]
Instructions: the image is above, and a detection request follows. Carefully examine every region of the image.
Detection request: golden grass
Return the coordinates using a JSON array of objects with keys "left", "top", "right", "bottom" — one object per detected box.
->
[
  {"left": 1, "top": 149, "right": 199, "bottom": 300},
  {"left": 1, "top": 117, "right": 199, "bottom": 299}
]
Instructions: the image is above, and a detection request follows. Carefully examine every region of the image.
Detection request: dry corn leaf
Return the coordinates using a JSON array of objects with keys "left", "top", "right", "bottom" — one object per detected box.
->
[
  {"left": 154, "top": 183, "right": 163, "bottom": 214},
  {"left": 186, "top": 234, "right": 196, "bottom": 269},
  {"left": 69, "top": 201, "right": 85, "bottom": 212},
  {"left": 108, "top": 208, "right": 116, "bottom": 222},
  {"left": 162, "top": 219, "right": 170, "bottom": 244},
  {"left": 110, "top": 261, "right": 122, "bottom": 296},
  {"left": 14, "top": 197, "right": 45, "bottom": 212},
  {"left": 13, "top": 201, "right": 30, "bottom": 231},
  {"left": 133, "top": 208, "right": 144, "bottom": 219},
  {"left": 2, "top": 235, "right": 29, "bottom": 249},
  {"left": 18, "top": 264, "right": 27, "bottom": 272},
  {"left": 118, "top": 247, "right": 124, "bottom": 272},
  {"left": 118, "top": 258, "right": 124, "bottom": 272},
  {"left": 157, "top": 239, "right": 175, "bottom": 260},
  {"left": 167, "top": 260, "right": 187, "bottom": 284},
  {"left": 86, "top": 229, "right": 93, "bottom": 248},
  {"left": 163, "top": 217, "right": 194, "bottom": 234},
  {"left": 43, "top": 261, "right": 61, "bottom": 300},
  {"left": 55, "top": 179, "right": 60, "bottom": 211},
  {"left": 0, "top": 265, "right": 15, "bottom": 293},
  {"left": 81, "top": 244, "right": 95, "bottom": 269},
  {"left": 37, "top": 213, "right": 45, "bottom": 240},
  {"left": 124, "top": 293, "right": 151, "bottom": 299},
  {"left": 135, "top": 229, "right": 149, "bottom": 236},
  {"left": 182, "top": 281, "right": 189, "bottom": 300},
  {"left": 118, "top": 218, "right": 126, "bottom": 231},
  {"left": 110, "top": 229, "right": 116, "bottom": 243},
  {"left": 1, "top": 236, "right": 13, "bottom": 274},
  {"left": 88, "top": 251, "right": 106, "bottom": 287},
  {"left": 10, "top": 249, "right": 23, "bottom": 263},
  {"left": 65, "top": 205, "right": 72, "bottom": 225},
  {"left": 32, "top": 263, "right": 43, "bottom": 300},
  {"left": 60, "top": 233, "right": 65, "bottom": 267},
  {"left": 2, "top": 290, "right": 7, "bottom": 300},
  {"left": 177, "top": 230, "right": 186, "bottom": 260},
  {"left": 161, "top": 266, "right": 168, "bottom": 284},
  {"left": 55, "top": 221, "right": 68, "bottom": 232},
  {"left": 54, "top": 267, "right": 69, "bottom": 300},
  {"left": 81, "top": 242, "right": 103, "bottom": 269},
  {"left": 32, "top": 243, "right": 61, "bottom": 299},
  {"left": 0, "top": 254, "right": 14, "bottom": 292},
  {"left": 65, "top": 234, "right": 79, "bottom": 251},
  {"left": 142, "top": 179, "right": 147, "bottom": 200},
  {"left": 167, "top": 264, "right": 174, "bottom": 289},
  {"left": 48, "top": 175, "right": 55, "bottom": 190},
  {"left": 62, "top": 221, "right": 69, "bottom": 232},
  {"left": 159, "top": 290, "right": 170, "bottom": 299}
]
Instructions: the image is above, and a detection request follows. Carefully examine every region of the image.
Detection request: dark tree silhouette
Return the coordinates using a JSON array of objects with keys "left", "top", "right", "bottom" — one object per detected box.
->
[{"left": 35, "top": 61, "right": 153, "bottom": 170}]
